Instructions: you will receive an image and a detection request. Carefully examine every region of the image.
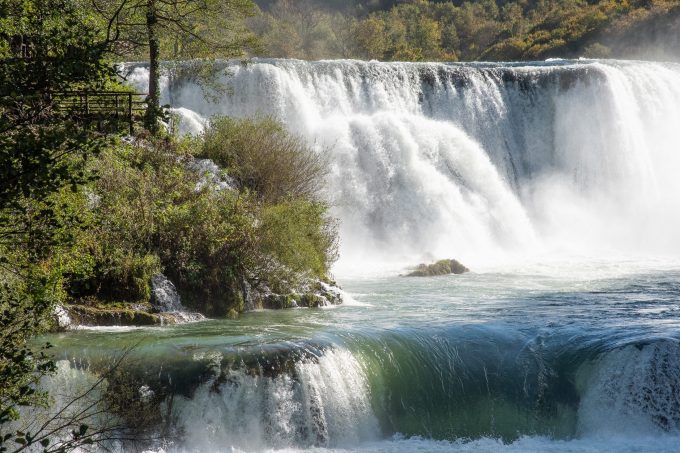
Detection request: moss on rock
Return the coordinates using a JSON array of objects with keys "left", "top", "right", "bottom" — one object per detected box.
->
[
  {"left": 406, "top": 259, "right": 470, "bottom": 277},
  {"left": 66, "top": 305, "right": 162, "bottom": 326},
  {"left": 299, "top": 293, "right": 327, "bottom": 308}
]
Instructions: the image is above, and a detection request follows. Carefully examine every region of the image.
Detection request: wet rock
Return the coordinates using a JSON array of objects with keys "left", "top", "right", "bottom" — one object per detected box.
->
[
  {"left": 66, "top": 305, "right": 161, "bottom": 326},
  {"left": 186, "top": 158, "right": 235, "bottom": 192},
  {"left": 263, "top": 293, "right": 299, "bottom": 309},
  {"left": 64, "top": 304, "right": 204, "bottom": 327},
  {"left": 406, "top": 259, "right": 470, "bottom": 277},
  {"left": 254, "top": 279, "right": 344, "bottom": 310},
  {"left": 299, "top": 294, "right": 327, "bottom": 308}
]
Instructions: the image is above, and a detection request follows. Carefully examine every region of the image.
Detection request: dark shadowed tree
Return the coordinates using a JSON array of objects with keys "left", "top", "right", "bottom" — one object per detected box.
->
[{"left": 0, "top": 0, "right": 117, "bottom": 444}]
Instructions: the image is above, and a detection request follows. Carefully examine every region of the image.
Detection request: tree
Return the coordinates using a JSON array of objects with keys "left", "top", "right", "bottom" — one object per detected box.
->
[
  {"left": 0, "top": 0, "right": 117, "bottom": 440},
  {"left": 89, "top": 0, "right": 259, "bottom": 134},
  {"left": 354, "top": 16, "right": 388, "bottom": 59}
]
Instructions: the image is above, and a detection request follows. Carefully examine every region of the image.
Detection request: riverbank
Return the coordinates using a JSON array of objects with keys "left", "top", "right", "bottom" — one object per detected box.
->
[{"left": 7, "top": 117, "right": 340, "bottom": 331}]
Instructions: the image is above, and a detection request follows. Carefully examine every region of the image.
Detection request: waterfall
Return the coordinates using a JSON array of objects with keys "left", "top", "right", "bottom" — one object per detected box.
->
[
  {"left": 125, "top": 59, "right": 680, "bottom": 272},
  {"left": 168, "top": 348, "right": 379, "bottom": 451}
]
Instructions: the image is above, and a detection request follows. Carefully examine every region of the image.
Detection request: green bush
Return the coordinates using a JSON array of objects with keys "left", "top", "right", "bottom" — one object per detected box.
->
[
  {"left": 257, "top": 199, "right": 338, "bottom": 290},
  {"left": 55, "top": 116, "right": 337, "bottom": 316},
  {"left": 63, "top": 138, "right": 256, "bottom": 315},
  {"left": 199, "top": 116, "right": 328, "bottom": 203}
]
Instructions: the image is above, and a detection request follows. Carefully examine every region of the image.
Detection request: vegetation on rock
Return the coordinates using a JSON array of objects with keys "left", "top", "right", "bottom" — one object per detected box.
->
[
  {"left": 57, "top": 117, "right": 337, "bottom": 318},
  {"left": 407, "top": 259, "right": 470, "bottom": 277}
]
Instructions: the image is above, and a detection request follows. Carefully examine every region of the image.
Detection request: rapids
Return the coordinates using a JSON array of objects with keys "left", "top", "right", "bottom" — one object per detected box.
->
[{"left": 42, "top": 59, "right": 680, "bottom": 452}]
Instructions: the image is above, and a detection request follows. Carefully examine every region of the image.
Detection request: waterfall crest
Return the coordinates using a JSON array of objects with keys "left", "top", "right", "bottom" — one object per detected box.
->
[{"left": 127, "top": 59, "right": 680, "bottom": 272}]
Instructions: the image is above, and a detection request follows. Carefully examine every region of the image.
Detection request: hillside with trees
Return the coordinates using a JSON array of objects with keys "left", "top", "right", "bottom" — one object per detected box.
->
[{"left": 250, "top": 0, "right": 680, "bottom": 61}]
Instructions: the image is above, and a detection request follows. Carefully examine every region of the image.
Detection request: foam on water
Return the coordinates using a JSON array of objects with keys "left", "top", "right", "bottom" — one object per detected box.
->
[
  {"left": 42, "top": 338, "right": 680, "bottom": 452},
  {"left": 126, "top": 59, "right": 680, "bottom": 274},
  {"left": 578, "top": 340, "right": 680, "bottom": 436},
  {"left": 169, "top": 348, "right": 379, "bottom": 451}
]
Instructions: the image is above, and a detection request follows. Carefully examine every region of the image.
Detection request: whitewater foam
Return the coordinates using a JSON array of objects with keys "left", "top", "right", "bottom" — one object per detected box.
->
[
  {"left": 125, "top": 59, "right": 680, "bottom": 274},
  {"left": 169, "top": 348, "right": 378, "bottom": 451}
]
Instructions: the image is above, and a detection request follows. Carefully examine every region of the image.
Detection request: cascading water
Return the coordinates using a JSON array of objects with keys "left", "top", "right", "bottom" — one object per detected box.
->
[
  {"left": 171, "top": 348, "right": 379, "bottom": 451},
  {"left": 127, "top": 58, "right": 680, "bottom": 272},
  {"left": 43, "top": 59, "right": 680, "bottom": 452}
]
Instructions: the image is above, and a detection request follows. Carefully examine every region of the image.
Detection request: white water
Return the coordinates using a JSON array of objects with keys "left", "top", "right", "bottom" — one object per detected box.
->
[
  {"left": 578, "top": 340, "right": 680, "bottom": 437},
  {"left": 69, "top": 59, "right": 680, "bottom": 452},
  {"left": 127, "top": 59, "right": 680, "bottom": 275},
  {"left": 166, "top": 348, "right": 379, "bottom": 451}
]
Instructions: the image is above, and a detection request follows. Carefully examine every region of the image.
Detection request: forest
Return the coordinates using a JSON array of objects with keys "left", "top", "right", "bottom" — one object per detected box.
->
[{"left": 250, "top": 0, "right": 680, "bottom": 61}]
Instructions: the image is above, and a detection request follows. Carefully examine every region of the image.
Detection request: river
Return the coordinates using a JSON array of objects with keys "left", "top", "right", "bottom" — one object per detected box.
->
[{"left": 45, "top": 58, "right": 680, "bottom": 452}]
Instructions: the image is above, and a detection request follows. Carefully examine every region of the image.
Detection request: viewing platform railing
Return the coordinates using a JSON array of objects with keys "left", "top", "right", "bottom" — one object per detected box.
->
[{"left": 50, "top": 91, "right": 147, "bottom": 135}]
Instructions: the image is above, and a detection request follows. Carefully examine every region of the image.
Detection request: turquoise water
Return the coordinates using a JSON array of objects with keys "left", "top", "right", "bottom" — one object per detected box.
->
[{"left": 44, "top": 261, "right": 680, "bottom": 452}]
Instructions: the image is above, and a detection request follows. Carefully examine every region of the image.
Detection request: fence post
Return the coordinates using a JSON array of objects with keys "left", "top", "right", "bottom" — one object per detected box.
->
[{"left": 128, "top": 92, "right": 133, "bottom": 135}]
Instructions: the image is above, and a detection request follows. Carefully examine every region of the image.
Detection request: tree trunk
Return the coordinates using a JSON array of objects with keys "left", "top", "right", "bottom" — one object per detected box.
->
[{"left": 144, "top": 0, "right": 161, "bottom": 134}]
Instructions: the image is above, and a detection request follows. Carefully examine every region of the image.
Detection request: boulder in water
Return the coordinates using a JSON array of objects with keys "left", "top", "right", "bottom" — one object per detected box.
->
[{"left": 406, "top": 259, "right": 470, "bottom": 277}]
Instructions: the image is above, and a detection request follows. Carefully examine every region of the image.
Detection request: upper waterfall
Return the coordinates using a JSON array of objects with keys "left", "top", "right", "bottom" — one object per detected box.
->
[{"left": 126, "top": 59, "right": 680, "bottom": 273}]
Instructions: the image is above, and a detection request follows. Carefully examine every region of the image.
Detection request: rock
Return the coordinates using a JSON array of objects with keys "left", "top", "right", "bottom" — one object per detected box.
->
[
  {"left": 316, "top": 281, "right": 343, "bottom": 305},
  {"left": 300, "top": 294, "right": 327, "bottom": 308},
  {"left": 64, "top": 304, "right": 204, "bottom": 327},
  {"left": 406, "top": 259, "right": 470, "bottom": 277},
  {"left": 246, "top": 277, "right": 345, "bottom": 311},
  {"left": 186, "top": 158, "right": 236, "bottom": 192},
  {"left": 159, "top": 311, "right": 205, "bottom": 324},
  {"left": 263, "top": 293, "right": 299, "bottom": 309},
  {"left": 66, "top": 305, "right": 160, "bottom": 327},
  {"left": 227, "top": 308, "right": 239, "bottom": 320}
]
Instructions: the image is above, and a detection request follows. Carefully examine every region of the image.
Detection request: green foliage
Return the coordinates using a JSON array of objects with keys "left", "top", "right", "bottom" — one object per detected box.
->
[
  {"left": 63, "top": 139, "right": 256, "bottom": 315},
  {"left": 199, "top": 116, "right": 327, "bottom": 204},
  {"left": 0, "top": 0, "right": 117, "bottom": 441},
  {"left": 258, "top": 199, "right": 338, "bottom": 288},
  {"left": 253, "top": 0, "right": 680, "bottom": 61},
  {"left": 0, "top": 277, "right": 56, "bottom": 425},
  {"left": 57, "top": 116, "right": 337, "bottom": 315}
]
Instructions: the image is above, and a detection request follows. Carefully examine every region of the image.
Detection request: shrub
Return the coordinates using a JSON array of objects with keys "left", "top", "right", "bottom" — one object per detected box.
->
[
  {"left": 257, "top": 199, "right": 338, "bottom": 290},
  {"left": 62, "top": 138, "right": 257, "bottom": 315},
  {"left": 199, "top": 116, "right": 328, "bottom": 203},
  {"left": 59, "top": 117, "right": 338, "bottom": 316}
]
